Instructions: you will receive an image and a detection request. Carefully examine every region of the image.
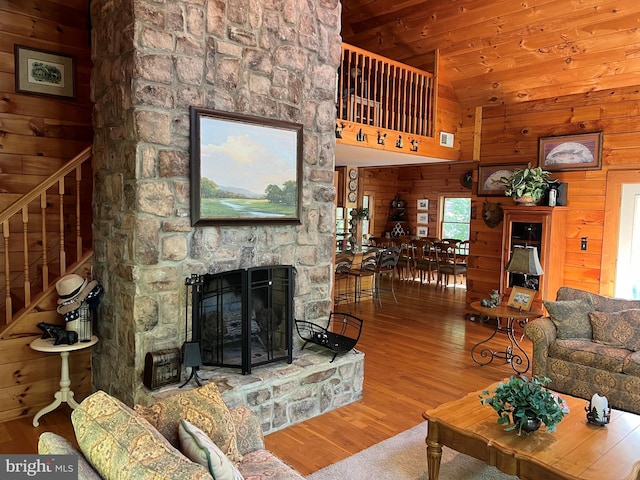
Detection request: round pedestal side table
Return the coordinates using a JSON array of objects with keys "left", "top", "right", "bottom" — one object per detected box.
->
[
  {"left": 469, "top": 302, "right": 541, "bottom": 374},
  {"left": 29, "top": 335, "right": 98, "bottom": 427}
]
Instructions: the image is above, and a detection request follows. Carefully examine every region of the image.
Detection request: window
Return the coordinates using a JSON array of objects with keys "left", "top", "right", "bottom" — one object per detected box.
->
[{"left": 440, "top": 196, "right": 471, "bottom": 240}]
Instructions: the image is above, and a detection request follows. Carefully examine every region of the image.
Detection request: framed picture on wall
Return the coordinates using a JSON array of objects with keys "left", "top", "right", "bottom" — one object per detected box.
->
[
  {"left": 539, "top": 132, "right": 603, "bottom": 171},
  {"left": 14, "top": 45, "right": 76, "bottom": 99},
  {"left": 190, "top": 107, "right": 303, "bottom": 226},
  {"left": 417, "top": 199, "right": 429, "bottom": 210},
  {"left": 417, "top": 226, "right": 429, "bottom": 237},
  {"left": 477, "top": 163, "right": 529, "bottom": 197},
  {"left": 417, "top": 213, "right": 429, "bottom": 224}
]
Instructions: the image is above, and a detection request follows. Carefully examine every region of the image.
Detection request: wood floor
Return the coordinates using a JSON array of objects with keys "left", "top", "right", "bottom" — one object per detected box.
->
[{"left": 0, "top": 279, "right": 532, "bottom": 476}]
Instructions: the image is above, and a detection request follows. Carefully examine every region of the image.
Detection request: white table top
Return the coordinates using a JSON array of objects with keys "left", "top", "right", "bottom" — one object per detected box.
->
[{"left": 30, "top": 335, "right": 98, "bottom": 353}]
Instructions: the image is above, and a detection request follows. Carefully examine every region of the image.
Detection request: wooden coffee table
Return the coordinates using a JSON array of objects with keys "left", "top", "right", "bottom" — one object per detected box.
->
[{"left": 422, "top": 381, "right": 640, "bottom": 480}]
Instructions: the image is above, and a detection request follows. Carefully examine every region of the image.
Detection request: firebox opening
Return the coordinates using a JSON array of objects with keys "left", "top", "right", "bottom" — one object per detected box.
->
[{"left": 190, "top": 265, "right": 293, "bottom": 374}]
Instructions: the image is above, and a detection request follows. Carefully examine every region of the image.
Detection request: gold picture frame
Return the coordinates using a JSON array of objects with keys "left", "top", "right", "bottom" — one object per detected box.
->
[{"left": 507, "top": 286, "right": 536, "bottom": 312}]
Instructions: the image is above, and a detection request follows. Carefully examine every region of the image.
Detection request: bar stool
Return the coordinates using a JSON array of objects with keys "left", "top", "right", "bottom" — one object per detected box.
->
[
  {"left": 334, "top": 251, "right": 355, "bottom": 309},
  {"left": 375, "top": 247, "right": 399, "bottom": 305},
  {"left": 348, "top": 248, "right": 379, "bottom": 309}
]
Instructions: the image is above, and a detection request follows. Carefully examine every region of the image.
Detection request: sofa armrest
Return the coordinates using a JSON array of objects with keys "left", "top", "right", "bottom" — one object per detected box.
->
[
  {"left": 38, "top": 432, "right": 102, "bottom": 480},
  {"left": 524, "top": 316, "right": 557, "bottom": 377},
  {"left": 229, "top": 406, "right": 265, "bottom": 455}
]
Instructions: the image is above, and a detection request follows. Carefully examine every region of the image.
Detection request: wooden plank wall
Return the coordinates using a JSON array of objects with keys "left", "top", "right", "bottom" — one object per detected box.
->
[
  {"left": 465, "top": 85, "right": 640, "bottom": 304},
  {"left": 0, "top": 0, "right": 93, "bottom": 422},
  {"left": 362, "top": 85, "right": 640, "bottom": 307},
  {"left": 0, "top": 0, "right": 93, "bottom": 186},
  {"left": 361, "top": 161, "right": 475, "bottom": 238}
]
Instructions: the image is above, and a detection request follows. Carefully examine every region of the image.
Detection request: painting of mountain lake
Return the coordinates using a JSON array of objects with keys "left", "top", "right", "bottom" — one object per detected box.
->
[{"left": 190, "top": 107, "right": 303, "bottom": 226}]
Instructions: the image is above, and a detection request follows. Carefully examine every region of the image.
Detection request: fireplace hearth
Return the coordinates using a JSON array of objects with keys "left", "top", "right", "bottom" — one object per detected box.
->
[{"left": 187, "top": 265, "right": 294, "bottom": 374}]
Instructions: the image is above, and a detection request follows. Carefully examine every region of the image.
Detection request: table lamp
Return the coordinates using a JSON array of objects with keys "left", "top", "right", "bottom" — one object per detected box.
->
[{"left": 506, "top": 245, "right": 544, "bottom": 290}]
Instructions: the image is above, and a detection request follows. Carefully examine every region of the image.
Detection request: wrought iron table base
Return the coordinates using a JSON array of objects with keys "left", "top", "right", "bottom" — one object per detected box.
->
[{"left": 471, "top": 316, "right": 530, "bottom": 374}]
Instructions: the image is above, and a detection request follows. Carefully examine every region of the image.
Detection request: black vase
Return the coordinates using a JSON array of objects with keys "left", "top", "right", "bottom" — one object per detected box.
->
[{"left": 520, "top": 417, "right": 541, "bottom": 434}]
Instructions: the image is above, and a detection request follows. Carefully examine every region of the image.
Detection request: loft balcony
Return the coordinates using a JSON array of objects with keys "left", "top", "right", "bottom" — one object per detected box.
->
[{"left": 336, "top": 43, "right": 437, "bottom": 155}]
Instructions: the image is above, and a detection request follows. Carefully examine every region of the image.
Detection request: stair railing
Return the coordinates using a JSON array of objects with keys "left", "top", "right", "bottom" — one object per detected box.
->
[{"left": 0, "top": 146, "right": 93, "bottom": 326}]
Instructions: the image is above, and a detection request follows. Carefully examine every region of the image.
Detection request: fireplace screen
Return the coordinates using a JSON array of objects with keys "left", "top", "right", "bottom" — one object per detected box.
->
[{"left": 189, "top": 265, "right": 293, "bottom": 374}]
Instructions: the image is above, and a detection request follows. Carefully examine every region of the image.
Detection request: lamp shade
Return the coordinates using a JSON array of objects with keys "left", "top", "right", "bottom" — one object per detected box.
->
[{"left": 506, "top": 246, "right": 544, "bottom": 275}]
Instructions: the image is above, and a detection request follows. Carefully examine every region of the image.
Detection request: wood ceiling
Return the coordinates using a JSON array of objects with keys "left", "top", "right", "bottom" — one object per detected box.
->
[{"left": 341, "top": 0, "right": 640, "bottom": 109}]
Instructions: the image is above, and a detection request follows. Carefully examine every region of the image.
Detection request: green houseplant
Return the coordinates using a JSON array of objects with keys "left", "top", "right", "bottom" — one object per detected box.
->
[
  {"left": 351, "top": 207, "right": 370, "bottom": 220},
  {"left": 500, "top": 163, "right": 555, "bottom": 205},
  {"left": 480, "top": 375, "right": 566, "bottom": 435}
]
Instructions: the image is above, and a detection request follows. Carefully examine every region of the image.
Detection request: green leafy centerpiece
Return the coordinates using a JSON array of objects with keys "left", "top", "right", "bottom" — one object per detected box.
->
[
  {"left": 500, "top": 163, "right": 555, "bottom": 206},
  {"left": 480, "top": 375, "right": 566, "bottom": 435}
]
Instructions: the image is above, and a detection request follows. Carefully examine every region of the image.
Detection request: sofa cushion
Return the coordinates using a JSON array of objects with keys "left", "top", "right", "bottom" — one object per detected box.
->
[
  {"left": 179, "top": 419, "right": 244, "bottom": 480},
  {"left": 71, "top": 390, "right": 212, "bottom": 480},
  {"left": 548, "top": 339, "right": 631, "bottom": 373},
  {"left": 238, "top": 450, "right": 306, "bottom": 480},
  {"left": 622, "top": 350, "right": 640, "bottom": 377},
  {"left": 590, "top": 310, "right": 640, "bottom": 351},
  {"left": 543, "top": 297, "right": 594, "bottom": 339},
  {"left": 38, "top": 432, "right": 102, "bottom": 480},
  {"left": 135, "top": 382, "right": 242, "bottom": 464},
  {"left": 228, "top": 406, "right": 265, "bottom": 455},
  {"left": 556, "top": 287, "right": 640, "bottom": 312}
]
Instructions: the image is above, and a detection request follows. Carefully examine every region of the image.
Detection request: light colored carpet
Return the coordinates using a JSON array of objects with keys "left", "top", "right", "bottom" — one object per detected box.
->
[{"left": 306, "top": 422, "right": 518, "bottom": 480}]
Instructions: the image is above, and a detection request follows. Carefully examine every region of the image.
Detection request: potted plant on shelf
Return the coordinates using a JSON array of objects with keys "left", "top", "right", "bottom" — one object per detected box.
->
[
  {"left": 500, "top": 163, "right": 555, "bottom": 206},
  {"left": 480, "top": 375, "right": 566, "bottom": 435},
  {"left": 351, "top": 207, "right": 369, "bottom": 220}
]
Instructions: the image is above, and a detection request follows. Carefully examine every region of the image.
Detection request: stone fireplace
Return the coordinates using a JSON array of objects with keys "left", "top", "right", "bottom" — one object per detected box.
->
[{"left": 89, "top": 0, "right": 343, "bottom": 407}]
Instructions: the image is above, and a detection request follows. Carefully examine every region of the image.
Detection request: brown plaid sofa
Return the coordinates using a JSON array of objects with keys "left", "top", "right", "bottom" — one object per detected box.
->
[{"left": 525, "top": 286, "right": 640, "bottom": 414}]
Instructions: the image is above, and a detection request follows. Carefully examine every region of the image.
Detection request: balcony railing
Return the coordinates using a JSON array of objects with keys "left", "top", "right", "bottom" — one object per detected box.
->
[
  {"left": 0, "top": 146, "right": 93, "bottom": 327},
  {"left": 337, "top": 43, "right": 435, "bottom": 137}
]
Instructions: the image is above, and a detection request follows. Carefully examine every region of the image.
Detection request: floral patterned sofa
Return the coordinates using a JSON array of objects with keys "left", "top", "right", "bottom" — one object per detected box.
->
[
  {"left": 38, "top": 382, "right": 305, "bottom": 480},
  {"left": 524, "top": 286, "right": 640, "bottom": 414}
]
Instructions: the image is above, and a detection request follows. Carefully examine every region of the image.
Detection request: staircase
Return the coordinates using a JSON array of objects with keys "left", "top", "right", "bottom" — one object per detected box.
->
[{"left": 0, "top": 147, "right": 95, "bottom": 423}]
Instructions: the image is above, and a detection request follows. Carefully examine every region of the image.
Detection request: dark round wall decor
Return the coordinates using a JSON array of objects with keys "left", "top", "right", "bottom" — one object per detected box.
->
[{"left": 460, "top": 170, "right": 473, "bottom": 189}]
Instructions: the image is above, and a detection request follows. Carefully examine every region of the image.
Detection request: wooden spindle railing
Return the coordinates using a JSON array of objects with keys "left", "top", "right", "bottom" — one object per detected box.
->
[
  {"left": 337, "top": 43, "right": 435, "bottom": 137},
  {"left": 0, "top": 146, "right": 93, "bottom": 326}
]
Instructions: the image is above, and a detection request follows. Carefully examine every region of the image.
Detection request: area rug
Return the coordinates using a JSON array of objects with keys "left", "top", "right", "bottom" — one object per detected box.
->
[{"left": 307, "top": 422, "right": 518, "bottom": 480}]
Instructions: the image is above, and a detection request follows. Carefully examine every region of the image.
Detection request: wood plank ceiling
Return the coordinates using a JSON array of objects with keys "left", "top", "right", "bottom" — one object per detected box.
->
[{"left": 341, "top": 0, "right": 640, "bottom": 109}]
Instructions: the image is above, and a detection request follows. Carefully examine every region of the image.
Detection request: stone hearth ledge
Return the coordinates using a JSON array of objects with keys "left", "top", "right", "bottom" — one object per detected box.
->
[{"left": 137, "top": 347, "right": 365, "bottom": 435}]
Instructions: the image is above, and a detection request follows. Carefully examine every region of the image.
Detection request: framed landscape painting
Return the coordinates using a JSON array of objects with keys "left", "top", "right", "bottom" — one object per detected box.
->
[
  {"left": 539, "top": 132, "right": 603, "bottom": 171},
  {"left": 190, "top": 107, "right": 303, "bottom": 226}
]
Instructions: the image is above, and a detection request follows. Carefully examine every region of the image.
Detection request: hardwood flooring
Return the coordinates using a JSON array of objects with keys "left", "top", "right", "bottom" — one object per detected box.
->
[
  {"left": 264, "top": 280, "right": 532, "bottom": 475},
  {"left": 0, "top": 279, "right": 532, "bottom": 476}
]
